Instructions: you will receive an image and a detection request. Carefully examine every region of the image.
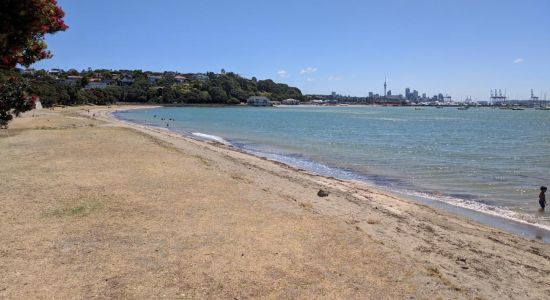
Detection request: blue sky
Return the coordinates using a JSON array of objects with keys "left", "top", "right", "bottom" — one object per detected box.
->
[{"left": 33, "top": 0, "right": 549, "bottom": 100}]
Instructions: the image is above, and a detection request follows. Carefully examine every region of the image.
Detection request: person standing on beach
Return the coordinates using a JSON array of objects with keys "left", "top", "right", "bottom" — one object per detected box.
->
[{"left": 540, "top": 186, "right": 547, "bottom": 210}]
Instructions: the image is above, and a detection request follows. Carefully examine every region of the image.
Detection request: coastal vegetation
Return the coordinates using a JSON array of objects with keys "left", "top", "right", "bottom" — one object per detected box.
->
[
  {"left": 0, "top": 0, "right": 68, "bottom": 127},
  {"left": 19, "top": 69, "right": 303, "bottom": 107}
]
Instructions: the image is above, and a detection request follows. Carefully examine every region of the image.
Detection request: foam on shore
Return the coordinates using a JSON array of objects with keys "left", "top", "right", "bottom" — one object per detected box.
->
[
  {"left": 237, "top": 142, "right": 550, "bottom": 237},
  {"left": 191, "top": 132, "right": 229, "bottom": 144},
  {"left": 113, "top": 110, "right": 550, "bottom": 241}
]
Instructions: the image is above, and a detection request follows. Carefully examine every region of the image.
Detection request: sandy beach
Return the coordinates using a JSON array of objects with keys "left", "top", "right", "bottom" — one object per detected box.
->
[{"left": 0, "top": 105, "right": 548, "bottom": 299}]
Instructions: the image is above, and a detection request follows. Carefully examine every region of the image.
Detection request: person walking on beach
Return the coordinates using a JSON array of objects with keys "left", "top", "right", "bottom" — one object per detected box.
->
[{"left": 540, "top": 186, "right": 547, "bottom": 210}]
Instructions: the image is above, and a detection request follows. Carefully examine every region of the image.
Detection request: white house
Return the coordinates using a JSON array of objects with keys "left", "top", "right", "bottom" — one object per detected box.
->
[
  {"left": 147, "top": 75, "right": 162, "bottom": 84},
  {"left": 174, "top": 75, "right": 188, "bottom": 83},
  {"left": 192, "top": 73, "right": 208, "bottom": 81},
  {"left": 22, "top": 68, "right": 36, "bottom": 75},
  {"left": 84, "top": 82, "right": 108, "bottom": 89},
  {"left": 64, "top": 75, "right": 83, "bottom": 86},
  {"left": 48, "top": 68, "right": 63, "bottom": 75},
  {"left": 282, "top": 99, "right": 300, "bottom": 105},
  {"left": 247, "top": 96, "right": 272, "bottom": 107}
]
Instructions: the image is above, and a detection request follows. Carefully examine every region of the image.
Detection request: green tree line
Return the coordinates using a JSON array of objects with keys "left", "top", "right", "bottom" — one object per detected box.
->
[{"left": 21, "top": 69, "right": 303, "bottom": 107}]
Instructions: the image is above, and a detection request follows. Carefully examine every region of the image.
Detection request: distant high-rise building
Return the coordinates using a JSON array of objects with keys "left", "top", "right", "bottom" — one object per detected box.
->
[
  {"left": 383, "top": 77, "right": 387, "bottom": 98},
  {"left": 405, "top": 88, "right": 411, "bottom": 100},
  {"left": 413, "top": 90, "right": 419, "bottom": 100},
  {"left": 368, "top": 92, "right": 374, "bottom": 97},
  {"left": 422, "top": 93, "right": 426, "bottom": 99},
  {"left": 438, "top": 93, "right": 444, "bottom": 101},
  {"left": 387, "top": 90, "right": 392, "bottom": 96}
]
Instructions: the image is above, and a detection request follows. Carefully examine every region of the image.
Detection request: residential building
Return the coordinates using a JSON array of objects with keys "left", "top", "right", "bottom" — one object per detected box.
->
[
  {"left": 247, "top": 96, "right": 272, "bottom": 106},
  {"left": 21, "top": 68, "right": 36, "bottom": 75},
  {"left": 174, "top": 75, "right": 188, "bottom": 83},
  {"left": 192, "top": 73, "right": 208, "bottom": 81},
  {"left": 282, "top": 99, "right": 300, "bottom": 105},
  {"left": 85, "top": 82, "right": 108, "bottom": 89},
  {"left": 64, "top": 75, "right": 83, "bottom": 86},
  {"left": 49, "top": 68, "right": 63, "bottom": 75},
  {"left": 120, "top": 77, "right": 135, "bottom": 85},
  {"left": 147, "top": 75, "right": 162, "bottom": 84}
]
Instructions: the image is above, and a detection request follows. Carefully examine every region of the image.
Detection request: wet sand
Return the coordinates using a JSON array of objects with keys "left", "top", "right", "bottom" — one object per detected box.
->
[{"left": 0, "top": 105, "right": 548, "bottom": 299}]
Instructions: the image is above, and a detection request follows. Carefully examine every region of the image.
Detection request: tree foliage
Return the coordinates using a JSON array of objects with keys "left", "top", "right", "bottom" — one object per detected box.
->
[
  {"left": 1, "top": 0, "right": 68, "bottom": 68},
  {"left": 21, "top": 69, "right": 304, "bottom": 108},
  {"left": 0, "top": 72, "right": 34, "bottom": 128},
  {"left": 0, "top": 0, "right": 67, "bottom": 128}
]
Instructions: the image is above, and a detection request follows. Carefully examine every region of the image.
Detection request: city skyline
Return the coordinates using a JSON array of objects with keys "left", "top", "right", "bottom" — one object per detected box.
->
[{"left": 32, "top": 0, "right": 550, "bottom": 100}]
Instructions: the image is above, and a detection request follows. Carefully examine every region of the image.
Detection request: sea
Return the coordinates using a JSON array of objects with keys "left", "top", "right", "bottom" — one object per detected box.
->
[{"left": 115, "top": 106, "right": 550, "bottom": 241}]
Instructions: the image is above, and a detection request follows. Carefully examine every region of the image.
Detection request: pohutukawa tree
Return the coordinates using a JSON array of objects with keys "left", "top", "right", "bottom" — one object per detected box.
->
[{"left": 0, "top": 0, "right": 68, "bottom": 127}]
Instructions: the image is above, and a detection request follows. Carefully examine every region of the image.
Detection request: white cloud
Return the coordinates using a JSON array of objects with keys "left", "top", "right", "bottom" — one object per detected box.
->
[
  {"left": 306, "top": 77, "right": 315, "bottom": 82},
  {"left": 513, "top": 58, "right": 524, "bottom": 64},
  {"left": 277, "top": 70, "right": 289, "bottom": 78},
  {"left": 300, "top": 67, "right": 317, "bottom": 74},
  {"left": 328, "top": 76, "right": 342, "bottom": 81}
]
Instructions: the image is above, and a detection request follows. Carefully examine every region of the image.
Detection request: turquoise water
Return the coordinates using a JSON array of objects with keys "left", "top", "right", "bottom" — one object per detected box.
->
[{"left": 116, "top": 106, "right": 550, "bottom": 232}]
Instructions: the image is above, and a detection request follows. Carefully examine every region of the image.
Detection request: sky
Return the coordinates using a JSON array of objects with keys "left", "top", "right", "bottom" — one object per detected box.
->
[{"left": 33, "top": 0, "right": 550, "bottom": 100}]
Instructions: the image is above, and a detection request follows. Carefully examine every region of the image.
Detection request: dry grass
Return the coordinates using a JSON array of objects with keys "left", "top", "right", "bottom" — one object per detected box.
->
[{"left": 0, "top": 107, "right": 548, "bottom": 300}]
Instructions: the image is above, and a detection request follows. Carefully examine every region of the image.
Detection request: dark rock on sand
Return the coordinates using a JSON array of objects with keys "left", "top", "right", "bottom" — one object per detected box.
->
[{"left": 317, "top": 189, "right": 329, "bottom": 197}]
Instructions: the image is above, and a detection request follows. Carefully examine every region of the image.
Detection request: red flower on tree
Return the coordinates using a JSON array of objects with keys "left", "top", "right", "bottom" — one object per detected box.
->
[
  {"left": 0, "top": 0, "right": 68, "bottom": 68},
  {"left": 0, "top": 0, "right": 68, "bottom": 127}
]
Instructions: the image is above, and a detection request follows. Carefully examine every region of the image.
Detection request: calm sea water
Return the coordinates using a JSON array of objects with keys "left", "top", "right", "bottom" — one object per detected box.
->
[{"left": 116, "top": 106, "right": 550, "bottom": 232}]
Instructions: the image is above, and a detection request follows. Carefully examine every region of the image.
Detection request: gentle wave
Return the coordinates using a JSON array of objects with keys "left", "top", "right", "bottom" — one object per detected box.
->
[
  {"left": 402, "top": 189, "right": 550, "bottom": 231},
  {"left": 191, "top": 132, "right": 229, "bottom": 144},
  {"left": 240, "top": 143, "right": 550, "bottom": 232},
  {"left": 114, "top": 109, "right": 550, "bottom": 235}
]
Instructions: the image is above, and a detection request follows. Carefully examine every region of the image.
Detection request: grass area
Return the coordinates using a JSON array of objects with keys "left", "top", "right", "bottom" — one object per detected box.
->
[{"left": 42, "top": 200, "right": 104, "bottom": 218}]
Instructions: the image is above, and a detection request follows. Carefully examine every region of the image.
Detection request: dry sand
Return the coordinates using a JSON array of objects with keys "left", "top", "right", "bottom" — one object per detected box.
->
[{"left": 0, "top": 105, "right": 548, "bottom": 299}]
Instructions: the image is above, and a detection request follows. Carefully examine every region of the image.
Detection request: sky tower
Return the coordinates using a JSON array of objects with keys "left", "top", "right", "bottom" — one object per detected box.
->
[{"left": 383, "top": 77, "right": 387, "bottom": 98}]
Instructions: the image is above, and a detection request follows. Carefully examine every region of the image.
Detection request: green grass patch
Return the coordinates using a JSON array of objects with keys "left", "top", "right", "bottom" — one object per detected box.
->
[{"left": 42, "top": 200, "right": 103, "bottom": 218}]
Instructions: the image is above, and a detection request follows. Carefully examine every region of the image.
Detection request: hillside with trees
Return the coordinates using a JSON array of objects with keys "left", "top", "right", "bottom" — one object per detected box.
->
[{"left": 21, "top": 68, "right": 303, "bottom": 107}]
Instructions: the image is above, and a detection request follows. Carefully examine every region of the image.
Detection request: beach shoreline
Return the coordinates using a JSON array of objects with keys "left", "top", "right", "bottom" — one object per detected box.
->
[
  {"left": 1, "top": 104, "right": 549, "bottom": 299},
  {"left": 112, "top": 105, "right": 550, "bottom": 241}
]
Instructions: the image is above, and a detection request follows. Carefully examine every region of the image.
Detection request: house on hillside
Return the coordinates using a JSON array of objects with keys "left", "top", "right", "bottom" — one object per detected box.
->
[
  {"left": 21, "top": 68, "right": 36, "bottom": 75},
  {"left": 84, "top": 81, "right": 108, "bottom": 89},
  {"left": 64, "top": 75, "right": 83, "bottom": 86},
  {"left": 192, "top": 73, "right": 208, "bottom": 81},
  {"left": 120, "top": 77, "right": 135, "bottom": 85},
  {"left": 247, "top": 96, "right": 272, "bottom": 107},
  {"left": 48, "top": 68, "right": 63, "bottom": 75},
  {"left": 174, "top": 75, "right": 188, "bottom": 83},
  {"left": 147, "top": 75, "right": 162, "bottom": 84}
]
